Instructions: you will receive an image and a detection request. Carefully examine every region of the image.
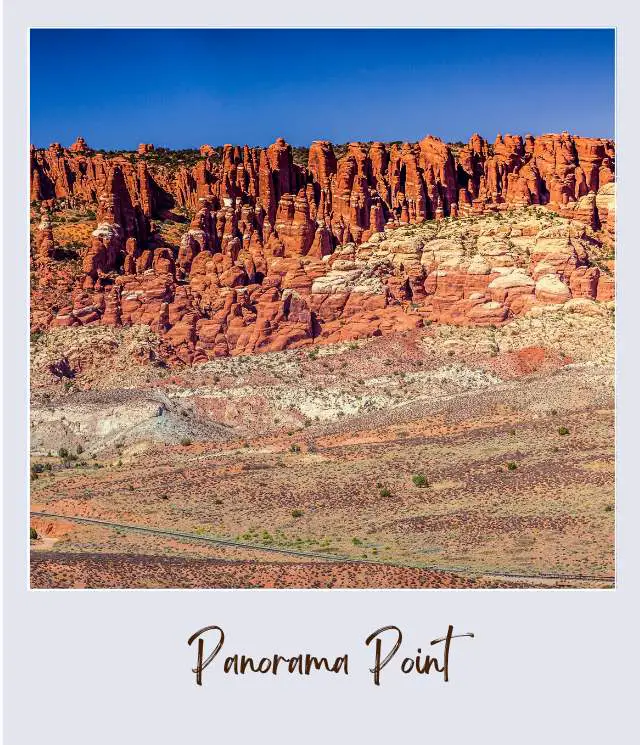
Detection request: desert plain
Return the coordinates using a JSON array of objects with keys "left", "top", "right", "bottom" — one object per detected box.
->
[{"left": 29, "top": 134, "right": 615, "bottom": 588}]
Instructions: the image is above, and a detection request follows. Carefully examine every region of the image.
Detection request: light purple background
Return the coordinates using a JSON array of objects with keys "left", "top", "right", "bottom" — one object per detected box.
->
[{"left": 3, "top": 2, "right": 638, "bottom": 742}]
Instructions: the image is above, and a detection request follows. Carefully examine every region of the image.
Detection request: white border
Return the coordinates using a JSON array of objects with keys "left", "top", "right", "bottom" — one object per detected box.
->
[{"left": 4, "top": 3, "right": 639, "bottom": 743}]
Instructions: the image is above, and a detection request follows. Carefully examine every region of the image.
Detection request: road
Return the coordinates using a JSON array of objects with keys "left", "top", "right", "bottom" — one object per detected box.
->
[{"left": 30, "top": 511, "right": 614, "bottom": 584}]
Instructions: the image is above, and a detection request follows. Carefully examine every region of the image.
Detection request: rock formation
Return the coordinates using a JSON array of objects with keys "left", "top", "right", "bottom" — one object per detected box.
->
[{"left": 30, "top": 131, "right": 615, "bottom": 363}]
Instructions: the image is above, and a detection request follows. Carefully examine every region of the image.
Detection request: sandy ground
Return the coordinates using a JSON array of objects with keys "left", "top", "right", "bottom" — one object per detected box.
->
[{"left": 30, "top": 306, "right": 615, "bottom": 589}]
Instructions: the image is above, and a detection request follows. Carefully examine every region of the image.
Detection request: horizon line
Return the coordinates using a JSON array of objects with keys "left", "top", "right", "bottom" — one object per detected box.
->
[{"left": 30, "top": 129, "right": 616, "bottom": 152}]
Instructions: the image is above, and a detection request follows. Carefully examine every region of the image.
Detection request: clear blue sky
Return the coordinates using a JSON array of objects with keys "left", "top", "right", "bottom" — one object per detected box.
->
[{"left": 30, "top": 29, "right": 615, "bottom": 149}]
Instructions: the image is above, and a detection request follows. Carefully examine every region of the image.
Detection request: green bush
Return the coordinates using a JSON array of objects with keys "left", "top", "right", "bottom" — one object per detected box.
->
[
  {"left": 291, "top": 509, "right": 304, "bottom": 518},
  {"left": 506, "top": 462, "right": 518, "bottom": 471},
  {"left": 289, "top": 444, "right": 301, "bottom": 453},
  {"left": 412, "top": 474, "right": 429, "bottom": 488},
  {"left": 58, "top": 447, "right": 69, "bottom": 459},
  {"left": 30, "top": 527, "right": 38, "bottom": 540},
  {"left": 379, "top": 487, "right": 392, "bottom": 498},
  {"left": 558, "top": 426, "right": 570, "bottom": 436},
  {"left": 180, "top": 437, "right": 192, "bottom": 446}
]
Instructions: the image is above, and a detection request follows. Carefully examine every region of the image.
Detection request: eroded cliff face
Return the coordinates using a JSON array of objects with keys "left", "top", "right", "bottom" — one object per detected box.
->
[{"left": 30, "top": 132, "right": 615, "bottom": 364}]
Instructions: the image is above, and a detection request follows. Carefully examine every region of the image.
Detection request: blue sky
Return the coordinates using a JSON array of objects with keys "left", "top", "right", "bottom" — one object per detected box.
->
[{"left": 30, "top": 29, "right": 615, "bottom": 149}]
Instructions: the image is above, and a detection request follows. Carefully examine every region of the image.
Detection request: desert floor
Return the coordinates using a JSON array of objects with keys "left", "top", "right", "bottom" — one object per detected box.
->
[{"left": 30, "top": 309, "right": 614, "bottom": 589}]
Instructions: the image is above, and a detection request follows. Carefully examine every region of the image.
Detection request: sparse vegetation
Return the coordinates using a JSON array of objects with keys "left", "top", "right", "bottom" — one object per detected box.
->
[{"left": 27, "top": 212, "right": 614, "bottom": 589}]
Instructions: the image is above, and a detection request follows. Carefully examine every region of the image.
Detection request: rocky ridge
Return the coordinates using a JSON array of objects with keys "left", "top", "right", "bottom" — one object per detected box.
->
[{"left": 30, "top": 132, "right": 615, "bottom": 364}]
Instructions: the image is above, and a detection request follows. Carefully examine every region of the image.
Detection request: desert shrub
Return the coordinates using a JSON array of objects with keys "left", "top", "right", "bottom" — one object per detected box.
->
[
  {"left": 605, "top": 504, "right": 614, "bottom": 512},
  {"left": 291, "top": 509, "right": 304, "bottom": 518},
  {"left": 289, "top": 444, "right": 301, "bottom": 453},
  {"left": 558, "top": 426, "right": 570, "bottom": 436},
  {"left": 180, "top": 437, "right": 192, "bottom": 446},
  {"left": 30, "top": 527, "right": 38, "bottom": 540},
  {"left": 352, "top": 537, "right": 362, "bottom": 545},
  {"left": 506, "top": 461, "right": 518, "bottom": 471},
  {"left": 76, "top": 444, "right": 84, "bottom": 454},
  {"left": 57, "top": 447, "right": 69, "bottom": 459},
  {"left": 31, "top": 463, "right": 46, "bottom": 475},
  {"left": 291, "top": 146, "right": 310, "bottom": 167},
  {"left": 379, "top": 487, "right": 392, "bottom": 498},
  {"left": 412, "top": 474, "right": 429, "bottom": 488}
]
